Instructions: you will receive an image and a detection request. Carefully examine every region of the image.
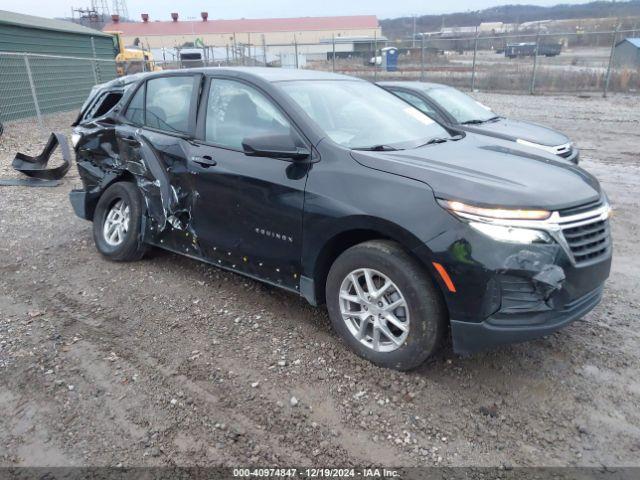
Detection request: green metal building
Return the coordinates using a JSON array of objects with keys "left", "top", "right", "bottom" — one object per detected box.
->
[{"left": 0, "top": 10, "right": 118, "bottom": 121}]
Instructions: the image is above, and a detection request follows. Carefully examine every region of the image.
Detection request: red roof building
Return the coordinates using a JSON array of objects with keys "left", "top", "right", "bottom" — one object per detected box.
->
[{"left": 103, "top": 14, "right": 381, "bottom": 49}]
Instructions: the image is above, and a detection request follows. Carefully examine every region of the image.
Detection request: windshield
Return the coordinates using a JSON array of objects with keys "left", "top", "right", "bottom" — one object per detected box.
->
[
  {"left": 278, "top": 80, "right": 450, "bottom": 150},
  {"left": 426, "top": 87, "right": 497, "bottom": 124}
]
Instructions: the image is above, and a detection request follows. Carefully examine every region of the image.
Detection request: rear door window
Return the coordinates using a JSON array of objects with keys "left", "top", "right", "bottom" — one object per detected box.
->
[{"left": 144, "top": 76, "right": 195, "bottom": 134}]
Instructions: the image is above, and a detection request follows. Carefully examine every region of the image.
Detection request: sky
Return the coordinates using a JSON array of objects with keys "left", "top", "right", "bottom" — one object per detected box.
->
[{"left": 0, "top": 0, "right": 599, "bottom": 20}]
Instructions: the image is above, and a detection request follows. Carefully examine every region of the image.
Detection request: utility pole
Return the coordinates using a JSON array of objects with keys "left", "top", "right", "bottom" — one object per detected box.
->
[
  {"left": 471, "top": 26, "right": 479, "bottom": 91},
  {"left": 420, "top": 34, "right": 425, "bottom": 81},
  {"left": 529, "top": 23, "right": 541, "bottom": 95},
  {"left": 604, "top": 23, "right": 620, "bottom": 97},
  {"left": 412, "top": 15, "right": 417, "bottom": 48}
]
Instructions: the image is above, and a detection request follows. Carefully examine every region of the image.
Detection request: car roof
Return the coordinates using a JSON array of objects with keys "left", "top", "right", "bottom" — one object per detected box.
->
[
  {"left": 134, "top": 67, "right": 360, "bottom": 83},
  {"left": 377, "top": 81, "right": 449, "bottom": 92}
]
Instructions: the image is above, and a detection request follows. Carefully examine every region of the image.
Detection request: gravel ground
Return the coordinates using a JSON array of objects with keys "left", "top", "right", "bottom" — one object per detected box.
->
[{"left": 0, "top": 92, "right": 639, "bottom": 468}]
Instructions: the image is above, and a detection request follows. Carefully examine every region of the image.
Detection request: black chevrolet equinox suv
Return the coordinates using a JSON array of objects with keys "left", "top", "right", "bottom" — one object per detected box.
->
[{"left": 70, "top": 68, "right": 612, "bottom": 370}]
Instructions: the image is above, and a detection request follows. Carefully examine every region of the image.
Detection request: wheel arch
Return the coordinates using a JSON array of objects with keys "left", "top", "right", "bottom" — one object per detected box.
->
[
  {"left": 304, "top": 217, "right": 446, "bottom": 307},
  {"left": 85, "top": 170, "right": 138, "bottom": 221}
]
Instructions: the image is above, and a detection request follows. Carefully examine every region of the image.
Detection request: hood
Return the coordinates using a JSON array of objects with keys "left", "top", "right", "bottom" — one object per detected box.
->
[
  {"left": 461, "top": 118, "right": 570, "bottom": 147},
  {"left": 350, "top": 133, "right": 600, "bottom": 211}
]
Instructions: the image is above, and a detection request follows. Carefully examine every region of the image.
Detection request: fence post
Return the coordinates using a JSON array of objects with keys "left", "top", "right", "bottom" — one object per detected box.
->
[
  {"left": 233, "top": 33, "right": 237, "bottom": 64},
  {"left": 603, "top": 25, "right": 619, "bottom": 98},
  {"left": 90, "top": 36, "right": 100, "bottom": 83},
  {"left": 262, "top": 35, "right": 267, "bottom": 66},
  {"left": 420, "top": 35, "right": 425, "bottom": 81},
  {"left": 23, "top": 54, "right": 43, "bottom": 128},
  {"left": 294, "top": 35, "right": 299, "bottom": 69},
  {"left": 373, "top": 31, "right": 378, "bottom": 81},
  {"left": 332, "top": 34, "right": 336, "bottom": 72},
  {"left": 471, "top": 26, "right": 479, "bottom": 90},
  {"left": 529, "top": 26, "right": 541, "bottom": 95},
  {"left": 248, "top": 33, "right": 252, "bottom": 66}
]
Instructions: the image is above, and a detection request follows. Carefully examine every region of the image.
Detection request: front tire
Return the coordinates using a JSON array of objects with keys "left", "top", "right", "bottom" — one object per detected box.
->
[
  {"left": 326, "top": 240, "right": 446, "bottom": 371},
  {"left": 92, "top": 181, "right": 147, "bottom": 262}
]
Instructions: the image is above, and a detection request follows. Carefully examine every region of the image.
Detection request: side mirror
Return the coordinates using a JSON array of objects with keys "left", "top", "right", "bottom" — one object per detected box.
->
[{"left": 242, "top": 134, "right": 310, "bottom": 161}]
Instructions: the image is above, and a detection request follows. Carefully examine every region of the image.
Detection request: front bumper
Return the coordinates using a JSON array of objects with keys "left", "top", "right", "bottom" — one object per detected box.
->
[
  {"left": 450, "top": 285, "right": 603, "bottom": 355},
  {"left": 414, "top": 211, "right": 611, "bottom": 355}
]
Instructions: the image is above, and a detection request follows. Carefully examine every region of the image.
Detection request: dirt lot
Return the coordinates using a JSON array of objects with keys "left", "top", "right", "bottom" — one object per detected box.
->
[{"left": 0, "top": 92, "right": 639, "bottom": 468}]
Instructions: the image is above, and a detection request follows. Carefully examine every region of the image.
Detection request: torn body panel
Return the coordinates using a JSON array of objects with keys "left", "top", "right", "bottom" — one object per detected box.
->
[
  {"left": 75, "top": 120, "right": 199, "bottom": 249},
  {"left": 72, "top": 81, "right": 307, "bottom": 291}
]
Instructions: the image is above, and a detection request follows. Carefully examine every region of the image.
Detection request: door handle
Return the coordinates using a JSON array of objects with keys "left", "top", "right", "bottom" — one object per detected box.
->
[{"left": 191, "top": 155, "right": 217, "bottom": 168}]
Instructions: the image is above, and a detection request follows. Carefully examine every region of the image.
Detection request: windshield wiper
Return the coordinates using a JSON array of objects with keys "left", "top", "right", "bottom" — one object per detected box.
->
[
  {"left": 352, "top": 144, "right": 400, "bottom": 151},
  {"left": 415, "top": 135, "right": 463, "bottom": 148},
  {"left": 461, "top": 116, "right": 500, "bottom": 125}
]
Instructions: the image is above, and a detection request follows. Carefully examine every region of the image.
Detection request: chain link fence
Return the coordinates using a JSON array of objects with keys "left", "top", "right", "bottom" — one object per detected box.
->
[
  {"left": 1, "top": 28, "right": 638, "bottom": 134},
  {"left": 142, "top": 28, "right": 639, "bottom": 96},
  {"left": 0, "top": 52, "right": 117, "bottom": 128}
]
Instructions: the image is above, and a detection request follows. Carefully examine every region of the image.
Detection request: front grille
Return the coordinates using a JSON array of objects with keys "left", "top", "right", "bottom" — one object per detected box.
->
[{"left": 560, "top": 213, "right": 611, "bottom": 266}]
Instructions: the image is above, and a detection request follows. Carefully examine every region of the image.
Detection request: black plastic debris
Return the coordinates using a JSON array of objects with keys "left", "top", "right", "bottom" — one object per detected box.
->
[{"left": 11, "top": 132, "right": 71, "bottom": 181}]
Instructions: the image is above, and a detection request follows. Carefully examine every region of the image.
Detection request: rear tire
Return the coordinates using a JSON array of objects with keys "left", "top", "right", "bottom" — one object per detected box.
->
[
  {"left": 326, "top": 240, "right": 446, "bottom": 371},
  {"left": 92, "top": 181, "right": 147, "bottom": 262}
]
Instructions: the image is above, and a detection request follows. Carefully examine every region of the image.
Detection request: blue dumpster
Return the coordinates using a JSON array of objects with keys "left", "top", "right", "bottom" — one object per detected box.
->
[{"left": 381, "top": 47, "right": 399, "bottom": 72}]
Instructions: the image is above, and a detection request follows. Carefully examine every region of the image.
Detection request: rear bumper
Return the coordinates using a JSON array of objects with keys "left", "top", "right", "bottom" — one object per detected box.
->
[{"left": 450, "top": 285, "right": 603, "bottom": 355}]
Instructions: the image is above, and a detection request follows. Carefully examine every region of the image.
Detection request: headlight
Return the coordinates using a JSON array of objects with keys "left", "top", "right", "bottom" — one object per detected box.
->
[
  {"left": 438, "top": 199, "right": 552, "bottom": 244},
  {"left": 469, "top": 222, "right": 551, "bottom": 244},
  {"left": 71, "top": 133, "right": 82, "bottom": 148},
  {"left": 438, "top": 199, "right": 551, "bottom": 220}
]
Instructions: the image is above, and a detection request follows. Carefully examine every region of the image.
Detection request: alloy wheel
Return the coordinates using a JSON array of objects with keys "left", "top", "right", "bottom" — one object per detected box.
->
[
  {"left": 338, "top": 268, "right": 410, "bottom": 352},
  {"left": 102, "top": 199, "right": 131, "bottom": 247}
]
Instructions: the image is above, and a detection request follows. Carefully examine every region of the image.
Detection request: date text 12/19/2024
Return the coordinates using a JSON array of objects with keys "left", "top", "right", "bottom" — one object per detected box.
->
[{"left": 232, "top": 468, "right": 400, "bottom": 478}]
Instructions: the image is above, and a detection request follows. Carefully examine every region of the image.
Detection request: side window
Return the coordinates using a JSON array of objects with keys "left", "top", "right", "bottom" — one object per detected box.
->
[
  {"left": 205, "top": 79, "right": 292, "bottom": 150},
  {"left": 145, "top": 76, "right": 194, "bottom": 134},
  {"left": 124, "top": 85, "right": 144, "bottom": 125},
  {"left": 394, "top": 91, "right": 437, "bottom": 117},
  {"left": 82, "top": 91, "right": 123, "bottom": 122}
]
